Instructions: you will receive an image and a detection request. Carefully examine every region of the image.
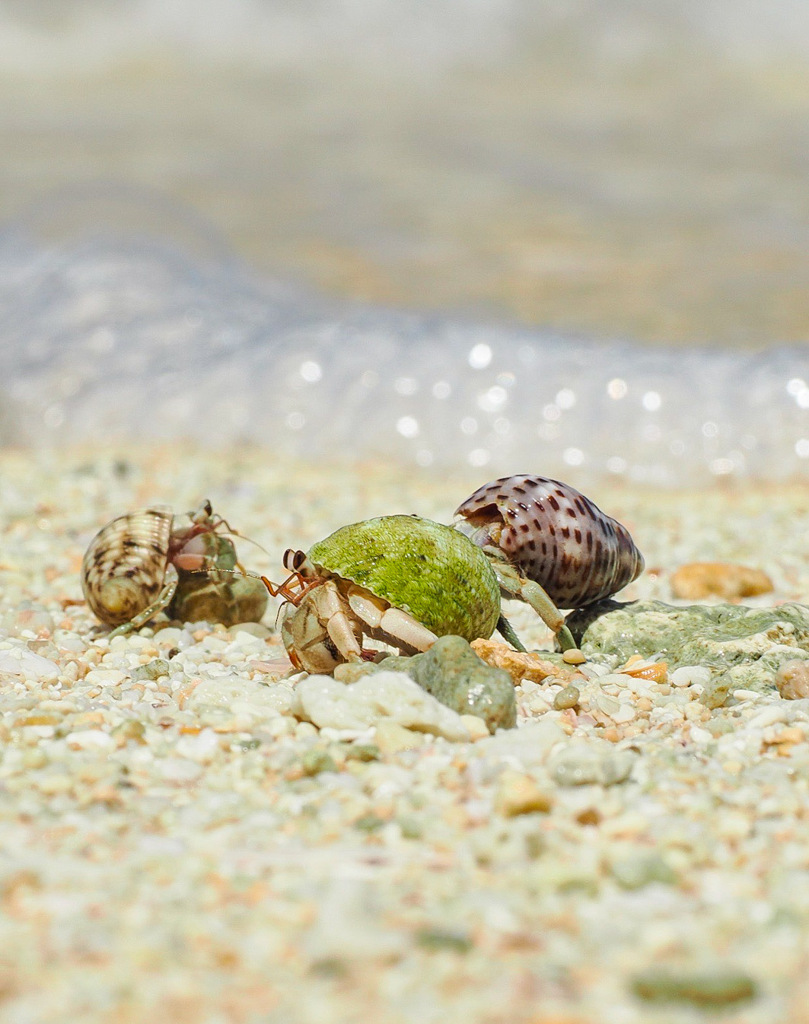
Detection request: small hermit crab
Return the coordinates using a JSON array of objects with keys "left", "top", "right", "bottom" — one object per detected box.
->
[
  {"left": 81, "top": 501, "right": 267, "bottom": 636},
  {"left": 263, "top": 514, "right": 520, "bottom": 675},
  {"left": 453, "top": 474, "right": 644, "bottom": 646}
]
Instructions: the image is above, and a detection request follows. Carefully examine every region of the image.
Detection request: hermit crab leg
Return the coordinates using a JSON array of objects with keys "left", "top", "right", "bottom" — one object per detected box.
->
[
  {"left": 375, "top": 607, "right": 438, "bottom": 654},
  {"left": 317, "top": 583, "right": 364, "bottom": 662},
  {"left": 492, "top": 560, "right": 578, "bottom": 652},
  {"left": 495, "top": 614, "right": 526, "bottom": 653},
  {"left": 107, "top": 566, "right": 179, "bottom": 638},
  {"left": 345, "top": 585, "right": 437, "bottom": 654}
]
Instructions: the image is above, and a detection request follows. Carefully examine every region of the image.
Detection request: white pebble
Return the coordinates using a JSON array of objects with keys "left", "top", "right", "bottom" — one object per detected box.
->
[
  {"left": 186, "top": 673, "right": 294, "bottom": 720},
  {"left": 174, "top": 728, "right": 221, "bottom": 763},
  {"left": 66, "top": 729, "right": 115, "bottom": 750},
  {"left": 460, "top": 714, "right": 490, "bottom": 741},
  {"left": 293, "top": 671, "right": 470, "bottom": 742},
  {"left": 594, "top": 694, "right": 621, "bottom": 717},
  {"left": 578, "top": 663, "right": 611, "bottom": 679},
  {"left": 0, "top": 640, "right": 59, "bottom": 682},
  {"left": 610, "top": 703, "right": 637, "bottom": 724},
  {"left": 84, "top": 669, "right": 127, "bottom": 687},
  {"left": 598, "top": 673, "right": 634, "bottom": 688},
  {"left": 746, "top": 706, "right": 788, "bottom": 729},
  {"left": 733, "top": 689, "right": 764, "bottom": 702},
  {"left": 670, "top": 665, "right": 712, "bottom": 688},
  {"left": 154, "top": 627, "right": 188, "bottom": 646},
  {"left": 480, "top": 720, "right": 568, "bottom": 765},
  {"left": 157, "top": 758, "right": 203, "bottom": 783}
]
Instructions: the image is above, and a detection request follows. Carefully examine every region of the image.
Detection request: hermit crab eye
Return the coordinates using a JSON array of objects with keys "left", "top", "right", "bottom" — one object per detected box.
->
[{"left": 283, "top": 548, "right": 305, "bottom": 571}]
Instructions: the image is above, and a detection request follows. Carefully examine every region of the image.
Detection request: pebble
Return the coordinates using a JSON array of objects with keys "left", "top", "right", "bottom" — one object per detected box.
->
[
  {"left": 185, "top": 673, "right": 295, "bottom": 725},
  {"left": 84, "top": 668, "right": 127, "bottom": 686},
  {"left": 3, "top": 448, "right": 809, "bottom": 1024},
  {"left": 775, "top": 659, "right": 809, "bottom": 700},
  {"left": 0, "top": 638, "right": 60, "bottom": 681},
  {"left": 373, "top": 721, "right": 424, "bottom": 755},
  {"left": 493, "top": 770, "right": 553, "bottom": 817},
  {"left": 553, "top": 684, "right": 580, "bottom": 710},
  {"left": 549, "top": 742, "right": 636, "bottom": 787},
  {"left": 174, "top": 728, "right": 221, "bottom": 763},
  {"left": 671, "top": 561, "right": 773, "bottom": 599},
  {"left": 609, "top": 851, "right": 676, "bottom": 889},
  {"left": 670, "top": 664, "right": 711, "bottom": 688},
  {"left": 156, "top": 757, "right": 203, "bottom": 783},
  {"left": 65, "top": 729, "right": 115, "bottom": 750},
  {"left": 299, "top": 748, "right": 338, "bottom": 775},
  {"left": 631, "top": 967, "right": 758, "bottom": 1006},
  {"left": 459, "top": 714, "right": 490, "bottom": 740},
  {"left": 471, "top": 638, "right": 563, "bottom": 683},
  {"left": 292, "top": 671, "right": 471, "bottom": 741}
]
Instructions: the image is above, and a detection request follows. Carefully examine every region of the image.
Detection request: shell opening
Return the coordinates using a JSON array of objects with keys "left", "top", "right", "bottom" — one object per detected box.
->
[{"left": 454, "top": 503, "right": 504, "bottom": 550}]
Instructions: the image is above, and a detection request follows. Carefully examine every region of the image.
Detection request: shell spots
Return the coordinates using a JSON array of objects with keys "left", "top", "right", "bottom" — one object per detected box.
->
[{"left": 454, "top": 474, "right": 644, "bottom": 607}]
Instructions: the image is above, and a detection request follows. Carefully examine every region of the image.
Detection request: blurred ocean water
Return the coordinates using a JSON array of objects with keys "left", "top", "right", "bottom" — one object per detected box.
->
[{"left": 1, "top": 1, "right": 808, "bottom": 484}]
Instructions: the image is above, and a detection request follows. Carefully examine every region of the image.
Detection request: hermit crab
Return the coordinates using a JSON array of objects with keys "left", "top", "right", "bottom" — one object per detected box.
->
[
  {"left": 453, "top": 474, "right": 644, "bottom": 640},
  {"left": 81, "top": 501, "right": 267, "bottom": 636},
  {"left": 264, "top": 515, "right": 517, "bottom": 674}
]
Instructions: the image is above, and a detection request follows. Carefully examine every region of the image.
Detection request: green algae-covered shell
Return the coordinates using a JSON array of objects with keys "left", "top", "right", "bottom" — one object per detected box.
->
[{"left": 308, "top": 515, "right": 501, "bottom": 642}]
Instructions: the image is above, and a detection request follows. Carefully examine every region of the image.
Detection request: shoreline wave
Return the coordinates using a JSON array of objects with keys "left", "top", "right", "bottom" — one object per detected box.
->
[{"left": 2, "top": 219, "right": 807, "bottom": 487}]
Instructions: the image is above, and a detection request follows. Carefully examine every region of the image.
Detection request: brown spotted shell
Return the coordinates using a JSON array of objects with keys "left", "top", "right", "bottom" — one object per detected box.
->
[
  {"left": 453, "top": 474, "right": 644, "bottom": 608},
  {"left": 81, "top": 507, "right": 173, "bottom": 625}
]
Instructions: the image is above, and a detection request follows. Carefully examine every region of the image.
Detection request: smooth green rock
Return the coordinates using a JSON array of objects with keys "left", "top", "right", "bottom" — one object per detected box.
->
[
  {"left": 300, "top": 749, "right": 338, "bottom": 776},
  {"left": 415, "top": 928, "right": 473, "bottom": 953},
  {"left": 609, "top": 851, "right": 677, "bottom": 889},
  {"left": 553, "top": 684, "right": 580, "bottom": 710},
  {"left": 575, "top": 600, "right": 809, "bottom": 706},
  {"left": 334, "top": 636, "right": 517, "bottom": 730},
  {"left": 630, "top": 966, "right": 757, "bottom": 1006},
  {"left": 399, "top": 635, "right": 516, "bottom": 730},
  {"left": 131, "top": 659, "right": 171, "bottom": 682}
]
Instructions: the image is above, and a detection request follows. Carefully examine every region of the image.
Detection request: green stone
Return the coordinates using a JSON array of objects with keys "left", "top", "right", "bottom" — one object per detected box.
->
[
  {"left": 300, "top": 749, "right": 338, "bottom": 776},
  {"left": 331, "top": 637, "right": 516, "bottom": 729},
  {"left": 575, "top": 600, "right": 809, "bottom": 707},
  {"left": 609, "top": 851, "right": 676, "bottom": 889},
  {"left": 352, "top": 812, "right": 386, "bottom": 832},
  {"left": 401, "top": 635, "right": 516, "bottom": 730},
  {"left": 630, "top": 967, "right": 757, "bottom": 1006},
  {"left": 553, "top": 684, "right": 580, "bottom": 710},
  {"left": 415, "top": 928, "right": 474, "bottom": 953},
  {"left": 131, "top": 659, "right": 171, "bottom": 682}
]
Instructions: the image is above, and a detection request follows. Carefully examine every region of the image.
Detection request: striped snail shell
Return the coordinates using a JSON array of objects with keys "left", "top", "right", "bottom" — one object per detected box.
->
[
  {"left": 81, "top": 507, "right": 176, "bottom": 626},
  {"left": 453, "top": 474, "right": 644, "bottom": 608}
]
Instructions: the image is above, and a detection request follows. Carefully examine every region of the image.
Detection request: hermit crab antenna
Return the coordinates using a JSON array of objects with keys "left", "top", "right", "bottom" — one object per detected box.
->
[
  {"left": 260, "top": 572, "right": 320, "bottom": 606},
  {"left": 212, "top": 516, "right": 272, "bottom": 558}
]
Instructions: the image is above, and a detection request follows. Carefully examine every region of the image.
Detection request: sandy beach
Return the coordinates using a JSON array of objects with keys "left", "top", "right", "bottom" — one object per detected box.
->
[{"left": 2, "top": 443, "right": 809, "bottom": 1023}]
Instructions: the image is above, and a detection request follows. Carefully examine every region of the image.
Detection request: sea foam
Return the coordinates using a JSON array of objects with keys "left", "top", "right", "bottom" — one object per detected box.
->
[{"left": 1, "top": 222, "right": 807, "bottom": 487}]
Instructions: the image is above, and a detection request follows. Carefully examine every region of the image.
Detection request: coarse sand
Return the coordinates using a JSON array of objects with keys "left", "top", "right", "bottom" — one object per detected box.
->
[{"left": 2, "top": 444, "right": 809, "bottom": 1024}]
